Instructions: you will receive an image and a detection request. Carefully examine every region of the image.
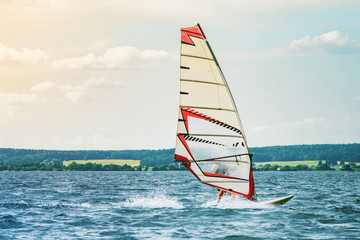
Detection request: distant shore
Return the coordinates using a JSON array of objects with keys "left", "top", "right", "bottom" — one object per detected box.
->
[{"left": 0, "top": 161, "right": 359, "bottom": 172}]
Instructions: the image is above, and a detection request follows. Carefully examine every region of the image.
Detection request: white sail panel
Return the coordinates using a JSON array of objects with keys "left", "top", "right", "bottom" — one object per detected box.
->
[
  {"left": 218, "top": 84, "right": 237, "bottom": 110},
  {"left": 180, "top": 81, "right": 234, "bottom": 110},
  {"left": 197, "top": 160, "right": 250, "bottom": 180},
  {"left": 177, "top": 120, "right": 187, "bottom": 135},
  {"left": 185, "top": 138, "right": 245, "bottom": 160},
  {"left": 181, "top": 56, "right": 225, "bottom": 85},
  {"left": 181, "top": 37, "right": 213, "bottom": 60},
  {"left": 186, "top": 115, "right": 241, "bottom": 137}
]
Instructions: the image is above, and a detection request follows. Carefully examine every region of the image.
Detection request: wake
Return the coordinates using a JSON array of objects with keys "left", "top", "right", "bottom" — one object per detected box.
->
[
  {"left": 201, "top": 195, "right": 273, "bottom": 209},
  {"left": 119, "top": 191, "right": 272, "bottom": 210}
]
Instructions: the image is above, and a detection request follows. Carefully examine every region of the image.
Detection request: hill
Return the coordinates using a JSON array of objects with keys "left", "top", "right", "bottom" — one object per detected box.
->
[{"left": 0, "top": 144, "right": 359, "bottom": 167}]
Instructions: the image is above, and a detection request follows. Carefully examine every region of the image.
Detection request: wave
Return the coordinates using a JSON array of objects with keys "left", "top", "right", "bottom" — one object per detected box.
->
[
  {"left": 0, "top": 215, "right": 22, "bottom": 229},
  {"left": 0, "top": 201, "right": 92, "bottom": 210},
  {"left": 123, "top": 192, "right": 184, "bottom": 209}
]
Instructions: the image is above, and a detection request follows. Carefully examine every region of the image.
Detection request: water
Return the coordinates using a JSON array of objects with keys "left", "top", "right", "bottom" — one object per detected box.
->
[{"left": 0, "top": 171, "right": 359, "bottom": 239}]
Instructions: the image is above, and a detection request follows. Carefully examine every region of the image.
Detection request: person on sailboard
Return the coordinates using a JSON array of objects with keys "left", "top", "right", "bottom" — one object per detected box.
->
[{"left": 217, "top": 189, "right": 234, "bottom": 202}]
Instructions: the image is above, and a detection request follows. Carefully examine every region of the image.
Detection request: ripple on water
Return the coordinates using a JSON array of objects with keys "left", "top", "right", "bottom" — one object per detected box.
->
[
  {"left": 0, "top": 215, "right": 22, "bottom": 229},
  {"left": 0, "top": 171, "right": 359, "bottom": 239}
]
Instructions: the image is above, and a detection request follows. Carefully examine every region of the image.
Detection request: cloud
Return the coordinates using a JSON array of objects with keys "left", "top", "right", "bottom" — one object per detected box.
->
[
  {"left": 353, "top": 96, "right": 360, "bottom": 101},
  {"left": 288, "top": 31, "right": 360, "bottom": 54},
  {"left": 251, "top": 117, "right": 327, "bottom": 132},
  {"left": 51, "top": 53, "right": 96, "bottom": 70},
  {"left": 30, "top": 82, "right": 57, "bottom": 91},
  {"left": 0, "top": 42, "right": 49, "bottom": 64},
  {"left": 84, "top": 78, "right": 123, "bottom": 87},
  {"left": 52, "top": 46, "right": 170, "bottom": 69},
  {"left": 0, "top": 92, "right": 46, "bottom": 115},
  {"left": 31, "top": 78, "right": 123, "bottom": 103},
  {"left": 63, "top": 87, "right": 86, "bottom": 103}
]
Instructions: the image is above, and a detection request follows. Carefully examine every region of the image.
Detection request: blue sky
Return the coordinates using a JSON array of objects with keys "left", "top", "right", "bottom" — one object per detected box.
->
[{"left": 0, "top": 0, "right": 359, "bottom": 149}]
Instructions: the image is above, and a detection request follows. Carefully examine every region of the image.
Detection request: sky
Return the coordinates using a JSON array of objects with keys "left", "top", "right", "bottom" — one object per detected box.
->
[{"left": 0, "top": 0, "right": 359, "bottom": 150}]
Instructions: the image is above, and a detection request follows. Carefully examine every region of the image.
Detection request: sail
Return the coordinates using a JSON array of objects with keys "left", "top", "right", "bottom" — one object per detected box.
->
[{"left": 174, "top": 24, "right": 256, "bottom": 200}]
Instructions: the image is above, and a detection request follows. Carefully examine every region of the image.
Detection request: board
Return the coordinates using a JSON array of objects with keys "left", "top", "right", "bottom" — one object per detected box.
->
[{"left": 262, "top": 195, "right": 294, "bottom": 206}]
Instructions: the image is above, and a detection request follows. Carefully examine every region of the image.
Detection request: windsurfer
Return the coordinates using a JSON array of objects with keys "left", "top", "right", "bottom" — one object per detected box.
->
[{"left": 217, "top": 189, "right": 234, "bottom": 202}]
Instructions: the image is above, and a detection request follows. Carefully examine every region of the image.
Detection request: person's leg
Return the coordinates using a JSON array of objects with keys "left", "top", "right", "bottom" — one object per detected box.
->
[{"left": 217, "top": 189, "right": 224, "bottom": 202}]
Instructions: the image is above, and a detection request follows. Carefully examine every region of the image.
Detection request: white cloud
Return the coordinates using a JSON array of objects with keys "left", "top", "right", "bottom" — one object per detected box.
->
[
  {"left": 30, "top": 82, "right": 57, "bottom": 91},
  {"left": 288, "top": 31, "right": 360, "bottom": 54},
  {"left": 63, "top": 88, "right": 86, "bottom": 103},
  {"left": 0, "top": 92, "right": 46, "bottom": 115},
  {"left": 31, "top": 82, "right": 87, "bottom": 102},
  {"left": 30, "top": 78, "right": 123, "bottom": 103},
  {"left": 52, "top": 46, "right": 170, "bottom": 69},
  {"left": 0, "top": 42, "right": 49, "bottom": 64},
  {"left": 84, "top": 78, "right": 123, "bottom": 87},
  {"left": 52, "top": 53, "right": 96, "bottom": 69}
]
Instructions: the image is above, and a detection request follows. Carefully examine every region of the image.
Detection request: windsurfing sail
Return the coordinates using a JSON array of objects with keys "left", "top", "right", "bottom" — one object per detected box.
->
[{"left": 174, "top": 24, "right": 256, "bottom": 201}]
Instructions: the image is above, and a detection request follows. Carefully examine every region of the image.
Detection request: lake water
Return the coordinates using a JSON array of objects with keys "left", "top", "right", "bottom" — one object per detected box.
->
[{"left": 0, "top": 171, "right": 359, "bottom": 239}]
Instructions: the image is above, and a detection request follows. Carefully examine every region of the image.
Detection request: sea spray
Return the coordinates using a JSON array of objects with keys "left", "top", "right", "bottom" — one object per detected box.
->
[
  {"left": 201, "top": 195, "right": 273, "bottom": 209},
  {"left": 124, "top": 191, "right": 184, "bottom": 209}
]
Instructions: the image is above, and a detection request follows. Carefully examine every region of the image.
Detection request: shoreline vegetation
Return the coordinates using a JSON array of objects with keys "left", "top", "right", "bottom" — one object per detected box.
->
[
  {"left": 0, "top": 161, "right": 187, "bottom": 172},
  {"left": 0, "top": 143, "right": 359, "bottom": 171},
  {"left": 0, "top": 160, "right": 359, "bottom": 172}
]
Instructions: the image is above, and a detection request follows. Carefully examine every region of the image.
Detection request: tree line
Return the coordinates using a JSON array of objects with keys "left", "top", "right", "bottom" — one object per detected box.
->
[
  {"left": 0, "top": 144, "right": 359, "bottom": 168},
  {"left": 1, "top": 160, "right": 356, "bottom": 172},
  {"left": 0, "top": 160, "right": 186, "bottom": 171},
  {"left": 253, "top": 160, "right": 359, "bottom": 171},
  {"left": 250, "top": 144, "right": 360, "bottom": 163},
  {"left": 0, "top": 148, "right": 174, "bottom": 167}
]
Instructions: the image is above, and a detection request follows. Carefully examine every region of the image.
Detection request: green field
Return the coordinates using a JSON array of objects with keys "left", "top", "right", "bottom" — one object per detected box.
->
[
  {"left": 63, "top": 159, "right": 140, "bottom": 167},
  {"left": 254, "top": 161, "right": 318, "bottom": 167},
  {"left": 254, "top": 161, "right": 360, "bottom": 167}
]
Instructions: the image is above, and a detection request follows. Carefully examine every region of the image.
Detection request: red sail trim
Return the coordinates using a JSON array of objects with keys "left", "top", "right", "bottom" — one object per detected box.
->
[
  {"left": 181, "top": 107, "right": 225, "bottom": 133},
  {"left": 181, "top": 107, "right": 242, "bottom": 135},
  {"left": 196, "top": 23, "right": 207, "bottom": 40},
  {"left": 174, "top": 154, "right": 189, "bottom": 162},
  {"left": 177, "top": 135, "right": 195, "bottom": 160},
  {"left": 203, "top": 172, "right": 240, "bottom": 179},
  {"left": 181, "top": 27, "right": 203, "bottom": 45},
  {"left": 248, "top": 165, "right": 255, "bottom": 197},
  {"left": 182, "top": 107, "right": 224, "bottom": 124}
]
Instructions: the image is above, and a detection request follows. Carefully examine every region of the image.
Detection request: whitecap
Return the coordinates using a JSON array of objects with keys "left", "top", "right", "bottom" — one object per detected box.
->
[
  {"left": 123, "top": 192, "right": 184, "bottom": 209},
  {"left": 201, "top": 195, "right": 273, "bottom": 209},
  {"left": 39, "top": 201, "right": 92, "bottom": 209}
]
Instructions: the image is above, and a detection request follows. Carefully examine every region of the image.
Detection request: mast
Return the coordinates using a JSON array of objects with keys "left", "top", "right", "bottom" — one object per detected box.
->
[{"left": 174, "top": 24, "right": 256, "bottom": 200}]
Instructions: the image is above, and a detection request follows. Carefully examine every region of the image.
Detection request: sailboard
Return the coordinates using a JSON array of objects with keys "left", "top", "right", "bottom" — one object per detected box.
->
[
  {"left": 174, "top": 23, "right": 293, "bottom": 206},
  {"left": 262, "top": 195, "right": 294, "bottom": 206}
]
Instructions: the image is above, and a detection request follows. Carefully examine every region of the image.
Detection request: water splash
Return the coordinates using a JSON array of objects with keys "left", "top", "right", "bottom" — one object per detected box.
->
[
  {"left": 124, "top": 192, "right": 184, "bottom": 209},
  {"left": 201, "top": 195, "right": 273, "bottom": 209},
  {"left": 40, "top": 202, "right": 93, "bottom": 209}
]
